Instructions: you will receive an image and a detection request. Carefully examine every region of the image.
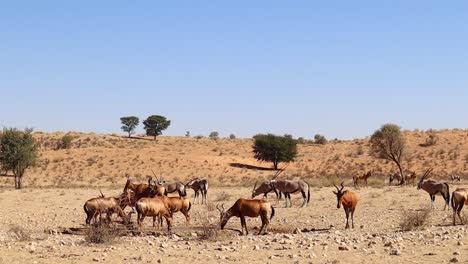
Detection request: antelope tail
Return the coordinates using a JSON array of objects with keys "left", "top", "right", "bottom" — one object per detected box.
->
[
  {"left": 83, "top": 203, "right": 89, "bottom": 214},
  {"left": 307, "top": 181, "right": 311, "bottom": 204},
  {"left": 270, "top": 205, "right": 275, "bottom": 220},
  {"left": 187, "top": 201, "right": 192, "bottom": 212}
]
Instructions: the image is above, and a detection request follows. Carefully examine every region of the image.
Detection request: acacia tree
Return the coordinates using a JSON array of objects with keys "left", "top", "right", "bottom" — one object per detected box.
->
[
  {"left": 370, "top": 124, "right": 406, "bottom": 184},
  {"left": 252, "top": 133, "right": 297, "bottom": 170},
  {"left": 120, "top": 116, "right": 139, "bottom": 137},
  {"left": 143, "top": 115, "right": 171, "bottom": 141},
  {"left": 0, "top": 128, "right": 39, "bottom": 189}
]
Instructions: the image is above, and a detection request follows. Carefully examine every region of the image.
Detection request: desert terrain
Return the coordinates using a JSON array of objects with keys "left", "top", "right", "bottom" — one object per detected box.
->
[{"left": 0, "top": 130, "right": 467, "bottom": 263}]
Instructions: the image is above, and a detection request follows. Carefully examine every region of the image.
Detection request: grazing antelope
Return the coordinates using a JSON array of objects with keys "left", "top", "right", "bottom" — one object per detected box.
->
[
  {"left": 353, "top": 170, "right": 372, "bottom": 189},
  {"left": 405, "top": 171, "right": 417, "bottom": 186},
  {"left": 83, "top": 196, "right": 129, "bottom": 225},
  {"left": 135, "top": 197, "right": 173, "bottom": 231},
  {"left": 252, "top": 179, "right": 310, "bottom": 208},
  {"left": 332, "top": 182, "right": 358, "bottom": 229},
  {"left": 451, "top": 187, "right": 468, "bottom": 225},
  {"left": 185, "top": 178, "right": 208, "bottom": 204},
  {"left": 250, "top": 166, "right": 287, "bottom": 201},
  {"left": 157, "top": 196, "right": 192, "bottom": 227},
  {"left": 417, "top": 169, "right": 450, "bottom": 210},
  {"left": 217, "top": 199, "right": 275, "bottom": 235},
  {"left": 451, "top": 173, "right": 461, "bottom": 182}
]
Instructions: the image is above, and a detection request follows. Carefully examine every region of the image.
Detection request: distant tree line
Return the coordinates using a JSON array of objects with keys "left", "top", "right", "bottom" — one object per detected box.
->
[{"left": 120, "top": 115, "right": 171, "bottom": 141}]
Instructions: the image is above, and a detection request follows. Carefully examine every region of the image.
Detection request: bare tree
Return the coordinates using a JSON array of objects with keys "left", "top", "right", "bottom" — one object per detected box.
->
[{"left": 370, "top": 124, "right": 406, "bottom": 185}]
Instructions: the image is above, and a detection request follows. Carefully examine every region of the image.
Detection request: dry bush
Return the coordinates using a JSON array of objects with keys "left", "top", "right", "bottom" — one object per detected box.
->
[
  {"left": 8, "top": 225, "right": 31, "bottom": 241},
  {"left": 84, "top": 223, "right": 125, "bottom": 244},
  {"left": 399, "top": 208, "right": 431, "bottom": 231}
]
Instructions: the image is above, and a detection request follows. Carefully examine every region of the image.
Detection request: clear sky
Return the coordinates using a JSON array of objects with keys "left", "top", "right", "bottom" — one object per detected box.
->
[{"left": 1, "top": 1, "right": 467, "bottom": 139}]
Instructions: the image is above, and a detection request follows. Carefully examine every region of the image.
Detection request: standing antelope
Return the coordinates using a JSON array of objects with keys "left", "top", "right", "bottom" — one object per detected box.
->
[
  {"left": 217, "top": 199, "right": 275, "bottom": 235},
  {"left": 353, "top": 170, "right": 372, "bottom": 189},
  {"left": 451, "top": 187, "right": 468, "bottom": 225},
  {"left": 135, "top": 197, "right": 173, "bottom": 231},
  {"left": 83, "top": 196, "right": 130, "bottom": 225},
  {"left": 332, "top": 182, "right": 358, "bottom": 229},
  {"left": 185, "top": 178, "right": 208, "bottom": 204},
  {"left": 417, "top": 169, "right": 450, "bottom": 210},
  {"left": 405, "top": 171, "right": 417, "bottom": 186}
]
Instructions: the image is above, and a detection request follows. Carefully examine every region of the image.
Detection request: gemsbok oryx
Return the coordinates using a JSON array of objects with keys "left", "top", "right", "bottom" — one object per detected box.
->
[
  {"left": 185, "top": 178, "right": 208, "bottom": 204},
  {"left": 332, "top": 182, "right": 358, "bottom": 229},
  {"left": 353, "top": 170, "right": 372, "bottom": 189},
  {"left": 451, "top": 187, "right": 468, "bottom": 225},
  {"left": 217, "top": 199, "right": 275, "bottom": 235},
  {"left": 252, "top": 178, "right": 310, "bottom": 208},
  {"left": 417, "top": 168, "right": 450, "bottom": 210}
]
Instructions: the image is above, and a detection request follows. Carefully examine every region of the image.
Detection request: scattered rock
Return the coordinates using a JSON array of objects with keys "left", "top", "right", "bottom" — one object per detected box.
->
[
  {"left": 450, "top": 257, "right": 459, "bottom": 263},
  {"left": 390, "top": 249, "right": 401, "bottom": 256},
  {"left": 338, "top": 246, "right": 350, "bottom": 251},
  {"left": 253, "top": 245, "right": 260, "bottom": 250}
]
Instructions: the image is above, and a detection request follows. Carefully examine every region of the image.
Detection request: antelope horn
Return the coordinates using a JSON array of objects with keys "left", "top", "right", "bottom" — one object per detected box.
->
[
  {"left": 151, "top": 169, "right": 158, "bottom": 178},
  {"left": 253, "top": 181, "right": 258, "bottom": 193},
  {"left": 340, "top": 181, "right": 345, "bottom": 191},
  {"left": 99, "top": 189, "right": 104, "bottom": 197},
  {"left": 333, "top": 182, "right": 339, "bottom": 191},
  {"left": 272, "top": 163, "right": 289, "bottom": 180}
]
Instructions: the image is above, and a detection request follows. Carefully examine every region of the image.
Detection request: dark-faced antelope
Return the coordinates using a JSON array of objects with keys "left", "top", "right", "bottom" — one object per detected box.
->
[
  {"left": 353, "top": 170, "right": 372, "bottom": 189},
  {"left": 252, "top": 179, "right": 310, "bottom": 208},
  {"left": 451, "top": 187, "right": 468, "bottom": 225},
  {"left": 417, "top": 169, "right": 450, "bottom": 210},
  {"left": 217, "top": 198, "right": 275, "bottom": 235},
  {"left": 185, "top": 178, "right": 208, "bottom": 204},
  {"left": 332, "top": 182, "right": 358, "bottom": 229},
  {"left": 83, "top": 196, "right": 129, "bottom": 225},
  {"left": 135, "top": 197, "right": 173, "bottom": 231}
]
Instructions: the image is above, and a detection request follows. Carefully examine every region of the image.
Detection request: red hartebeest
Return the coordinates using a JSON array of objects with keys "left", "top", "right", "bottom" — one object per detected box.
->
[{"left": 333, "top": 182, "right": 358, "bottom": 229}]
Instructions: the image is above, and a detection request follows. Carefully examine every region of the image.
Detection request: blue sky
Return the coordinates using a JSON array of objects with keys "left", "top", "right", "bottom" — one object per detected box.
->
[{"left": 1, "top": 1, "right": 467, "bottom": 139}]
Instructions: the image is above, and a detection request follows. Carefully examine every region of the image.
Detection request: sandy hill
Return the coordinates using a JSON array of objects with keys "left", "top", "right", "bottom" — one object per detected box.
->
[{"left": 2, "top": 129, "right": 467, "bottom": 188}]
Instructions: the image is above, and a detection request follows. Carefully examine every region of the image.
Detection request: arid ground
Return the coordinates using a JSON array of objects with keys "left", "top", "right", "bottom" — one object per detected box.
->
[
  {"left": 0, "top": 185, "right": 467, "bottom": 264},
  {"left": 0, "top": 130, "right": 467, "bottom": 263}
]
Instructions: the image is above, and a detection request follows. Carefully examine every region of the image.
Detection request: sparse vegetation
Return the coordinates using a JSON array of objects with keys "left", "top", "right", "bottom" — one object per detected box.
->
[
  {"left": 314, "top": 134, "right": 328, "bottom": 145},
  {"left": 0, "top": 128, "right": 39, "bottom": 189},
  {"left": 209, "top": 131, "right": 219, "bottom": 140},
  {"left": 399, "top": 208, "right": 431, "bottom": 231},
  {"left": 252, "top": 133, "right": 297, "bottom": 170},
  {"left": 143, "top": 115, "right": 171, "bottom": 141},
  {"left": 8, "top": 225, "right": 31, "bottom": 241},
  {"left": 370, "top": 124, "right": 406, "bottom": 185},
  {"left": 120, "top": 116, "right": 139, "bottom": 138},
  {"left": 420, "top": 130, "right": 439, "bottom": 147},
  {"left": 84, "top": 223, "right": 124, "bottom": 244},
  {"left": 56, "top": 133, "right": 77, "bottom": 149}
]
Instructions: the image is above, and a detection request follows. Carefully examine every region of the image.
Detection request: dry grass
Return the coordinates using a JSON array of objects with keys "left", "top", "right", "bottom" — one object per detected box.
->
[
  {"left": 399, "top": 207, "right": 431, "bottom": 231},
  {"left": 9, "top": 129, "right": 466, "bottom": 188},
  {"left": 84, "top": 222, "right": 125, "bottom": 244},
  {"left": 8, "top": 225, "right": 31, "bottom": 241}
]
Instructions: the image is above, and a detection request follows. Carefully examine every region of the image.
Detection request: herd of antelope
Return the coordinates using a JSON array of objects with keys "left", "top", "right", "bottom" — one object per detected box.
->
[{"left": 83, "top": 167, "right": 466, "bottom": 236}]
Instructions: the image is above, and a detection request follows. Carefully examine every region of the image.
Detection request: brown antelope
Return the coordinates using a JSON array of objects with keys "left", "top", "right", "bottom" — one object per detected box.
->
[
  {"left": 157, "top": 196, "right": 192, "bottom": 227},
  {"left": 332, "top": 182, "right": 358, "bottom": 229},
  {"left": 404, "top": 171, "right": 417, "bottom": 186},
  {"left": 417, "top": 168, "right": 450, "bottom": 210},
  {"left": 217, "top": 198, "right": 275, "bottom": 235},
  {"left": 123, "top": 176, "right": 157, "bottom": 201},
  {"left": 83, "top": 196, "right": 129, "bottom": 225},
  {"left": 451, "top": 187, "right": 468, "bottom": 225},
  {"left": 135, "top": 197, "right": 173, "bottom": 231},
  {"left": 185, "top": 178, "right": 208, "bottom": 204},
  {"left": 353, "top": 170, "right": 372, "bottom": 189}
]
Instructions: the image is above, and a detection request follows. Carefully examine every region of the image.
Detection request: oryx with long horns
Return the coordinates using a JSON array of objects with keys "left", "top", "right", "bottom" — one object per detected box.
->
[{"left": 417, "top": 168, "right": 450, "bottom": 210}]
